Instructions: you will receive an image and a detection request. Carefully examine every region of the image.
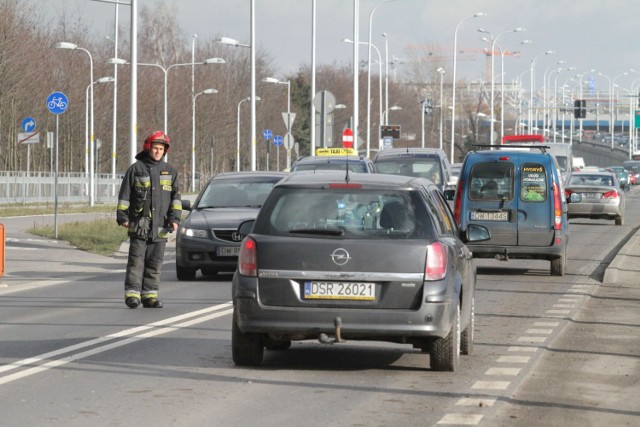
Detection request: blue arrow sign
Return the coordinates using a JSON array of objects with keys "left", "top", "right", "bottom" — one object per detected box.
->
[
  {"left": 46, "top": 91, "right": 69, "bottom": 115},
  {"left": 21, "top": 117, "right": 36, "bottom": 132},
  {"left": 263, "top": 129, "right": 272, "bottom": 140},
  {"left": 273, "top": 135, "right": 283, "bottom": 147}
]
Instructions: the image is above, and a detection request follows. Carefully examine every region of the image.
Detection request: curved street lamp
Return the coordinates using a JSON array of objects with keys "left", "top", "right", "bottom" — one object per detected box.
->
[
  {"left": 450, "top": 12, "right": 486, "bottom": 163},
  {"left": 192, "top": 88, "right": 218, "bottom": 192},
  {"left": 56, "top": 41, "right": 98, "bottom": 206}
]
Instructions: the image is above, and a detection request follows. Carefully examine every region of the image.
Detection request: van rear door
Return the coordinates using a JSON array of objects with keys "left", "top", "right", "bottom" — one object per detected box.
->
[
  {"left": 517, "top": 161, "right": 555, "bottom": 246},
  {"left": 466, "top": 159, "right": 517, "bottom": 246}
]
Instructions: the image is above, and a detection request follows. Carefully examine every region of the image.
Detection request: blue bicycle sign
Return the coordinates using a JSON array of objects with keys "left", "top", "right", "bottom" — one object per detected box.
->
[{"left": 46, "top": 92, "right": 69, "bottom": 115}]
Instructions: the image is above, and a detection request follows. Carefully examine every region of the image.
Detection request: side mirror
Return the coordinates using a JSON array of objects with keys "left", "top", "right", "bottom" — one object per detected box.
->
[
  {"left": 443, "top": 189, "right": 456, "bottom": 201},
  {"left": 464, "top": 224, "right": 491, "bottom": 243},
  {"left": 181, "top": 199, "right": 192, "bottom": 211},
  {"left": 569, "top": 193, "right": 582, "bottom": 203},
  {"left": 238, "top": 219, "right": 255, "bottom": 238}
]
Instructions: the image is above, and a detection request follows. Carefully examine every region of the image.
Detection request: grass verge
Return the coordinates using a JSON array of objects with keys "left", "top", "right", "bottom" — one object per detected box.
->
[{"left": 28, "top": 218, "right": 129, "bottom": 256}]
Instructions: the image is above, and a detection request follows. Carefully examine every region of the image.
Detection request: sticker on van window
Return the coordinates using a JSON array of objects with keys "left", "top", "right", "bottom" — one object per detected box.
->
[{"left": 521, "top": 163, "right": 546, "bottom": 202}]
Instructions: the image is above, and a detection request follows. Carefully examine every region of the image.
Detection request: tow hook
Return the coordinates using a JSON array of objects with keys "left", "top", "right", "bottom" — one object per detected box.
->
[
  {"left": 318, "top": 317, "right": 345, "bottom": 344},
  {"left": 494, "top": 249, "right": 509, "bottom": 261}
]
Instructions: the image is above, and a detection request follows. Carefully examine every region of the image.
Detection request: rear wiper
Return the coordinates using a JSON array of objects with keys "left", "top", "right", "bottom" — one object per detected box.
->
[{"left": 289, "top": 228, "right": 344, "bottom": 236}]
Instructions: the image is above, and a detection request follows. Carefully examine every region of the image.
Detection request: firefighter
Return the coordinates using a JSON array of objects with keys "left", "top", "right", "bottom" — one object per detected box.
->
[{"left": 116, "top": 130, "right": 182, "bottom": 308}]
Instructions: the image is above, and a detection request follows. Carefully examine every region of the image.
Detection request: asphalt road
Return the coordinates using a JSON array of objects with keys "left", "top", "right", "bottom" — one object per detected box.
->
[{"left": 0, "top": 195, "right": 638, "bottom": 426}]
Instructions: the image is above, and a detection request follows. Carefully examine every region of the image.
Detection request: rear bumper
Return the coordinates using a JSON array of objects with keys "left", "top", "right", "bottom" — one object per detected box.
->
[
  {"left": 233, "top": 276, "right": 456, "bottom": 341},
  {"left": 467, "top": 242, "right": 565, "bottom": 260}
]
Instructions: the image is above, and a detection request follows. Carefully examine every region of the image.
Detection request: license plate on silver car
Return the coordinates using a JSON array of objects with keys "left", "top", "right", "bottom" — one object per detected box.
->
[
  {"left": 304, "top": 281, "right": 376, "bottom": 300},
  {"left": 216, "top": 246, "right": 240, "bottom": 256},
  {"left": 470, "top": 211, "right": 508, "bottom": 221}
]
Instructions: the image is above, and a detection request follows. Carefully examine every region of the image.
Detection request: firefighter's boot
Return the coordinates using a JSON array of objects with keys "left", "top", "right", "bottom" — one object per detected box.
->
[
  {"left": 142, "top": 298, "right": 163, "bottom": 308},
  {"left": 125, "top": 297, "right": 140, "bottom": 309}
]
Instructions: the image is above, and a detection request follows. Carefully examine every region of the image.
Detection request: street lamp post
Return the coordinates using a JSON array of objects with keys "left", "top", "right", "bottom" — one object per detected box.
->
[
  {"left": 542, "top": 60, "right": 565, "bottom": 136},
  {"left": 192, "top": 88, "right": 217, "bottom": 193},
  {"left": 501, "top": 40, "right": 532, "bottom": 139},
  {"left": 451, "top": 12, "right": 486, "bottom": 163},
  {"left": 237, "top": 96, "right": 261, "bottom": 171},
  {"left": 55, "top": 41, "right": 97, "bottom": 206},
  {"left": 343, "top": 38, "right": 384, "bottom": 154},
  {"left": 84, "top": 77, "right": 115, "bottom": 203},
  {"left": 437, "top": 67, "right": 445, "bottom": 150},
  {"left": 262, "top": 77, "right": 292, "bottom": 170},
  {"left": 612, "top": 71, "right": 629, "bottom": 138},
  {"left": 478, "top": 27, "right": 525, "bottom": 145},
  {"left": 529, "top": 50, "right": 555, "bottom": 134}
]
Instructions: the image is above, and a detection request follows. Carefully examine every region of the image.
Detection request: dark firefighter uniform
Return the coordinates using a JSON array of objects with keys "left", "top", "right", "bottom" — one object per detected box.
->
[{"left": 116, "top": 134, "right": 181, "bottom": 309}]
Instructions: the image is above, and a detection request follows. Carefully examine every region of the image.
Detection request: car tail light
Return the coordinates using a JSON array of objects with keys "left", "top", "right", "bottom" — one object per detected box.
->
[
  {"left": 553, "top": 182, "right": 562, "bottom": 230},
  {"left": 602, "top": 190, "right": 619, "bottom": 199},
  {"left": 564, "top": 189, "right": 573, "bottom": 198},
  {"left": 238, "top": 237, "right": 257, "bottom": 277},
  {"left": 453, "top": 178, "right": 463, "bottom": 224},
  {"left": 425, "top": 242, "right": 447, "bottom": 281}
]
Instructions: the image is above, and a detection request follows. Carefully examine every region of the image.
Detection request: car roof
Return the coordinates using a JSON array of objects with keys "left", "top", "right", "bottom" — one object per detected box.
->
[
  {"left": 465, "top": 149, "right": 553, "bottom": 161},
  {"left": 211, "top": 171, "right": 287, "bottom": 181},
  {"left": 274, "top": 170, "right": 430, "bottom": 189},
  {"left": 373, "top": 147, "right": 446, "bottom": 160},
  {"left": 293, "top": 155, "right": 369, "bottom": 164}
]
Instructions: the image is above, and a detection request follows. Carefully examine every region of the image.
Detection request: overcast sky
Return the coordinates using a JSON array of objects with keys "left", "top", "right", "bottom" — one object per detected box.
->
[{"left": 41, "top": 0, "right": 640, "bottom": 93}]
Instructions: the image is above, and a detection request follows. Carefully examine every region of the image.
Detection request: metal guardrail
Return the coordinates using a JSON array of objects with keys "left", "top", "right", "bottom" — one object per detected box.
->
[{"left": 0, "top": 172, "right": 122, "bottom": 204}]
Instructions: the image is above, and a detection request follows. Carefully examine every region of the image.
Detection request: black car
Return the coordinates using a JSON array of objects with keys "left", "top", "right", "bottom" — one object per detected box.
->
[
  {"left": 231, "top": 172, "right": 490, "bottom": 371},
  {"left": 175, "top": 171, "right": 286, "bottom": 280}
]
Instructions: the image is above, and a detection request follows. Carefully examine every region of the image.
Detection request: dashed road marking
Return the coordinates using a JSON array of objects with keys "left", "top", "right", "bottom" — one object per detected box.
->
[
  {"left": 456, "top": 398, "right": 496, "bottom": 407},
  {"left": 525, "top": 328, "right": 553, "bottom": 334},
  {"left": 533, "top": 321, "right": 559, "bottom": 327},
  {"left": 517, "top": 336, "right": 547, "bottom": 343},
  {"left": 498, "top": 355, "right": 530, "bottom": 363},
  {"left": 485, "top": 367, "right": 521, "bottom": 376},
  {"left": 507, "top": 346, "right": 538, "bottom": 352},
  {"left": 553, "top": 304, "right": 575, "bottom": 308},
  {"left": 437, "top": 414, "right": 484, "bottom": 425},
  {"left": 471, "top": 381, "right": 510, "bottom": 390}
]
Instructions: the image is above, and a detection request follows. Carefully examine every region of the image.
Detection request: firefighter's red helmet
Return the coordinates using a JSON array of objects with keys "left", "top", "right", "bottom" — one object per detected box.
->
[{"left": 143, "top": 130, "right": 171, "bottom": 154}]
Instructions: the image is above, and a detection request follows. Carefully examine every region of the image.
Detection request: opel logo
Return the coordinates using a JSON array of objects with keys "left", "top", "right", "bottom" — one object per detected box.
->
[
  {"left": 330, "top": 248, "right": 351, "bottom": 266},
  {"left": 231, "top": 232, "right": 244, "bottom": 241}
]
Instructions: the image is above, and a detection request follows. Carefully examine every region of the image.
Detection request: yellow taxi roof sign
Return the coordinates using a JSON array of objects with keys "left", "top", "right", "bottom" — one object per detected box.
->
[{"left": 315, "top": 147, "right": 358, "bottom": 156}]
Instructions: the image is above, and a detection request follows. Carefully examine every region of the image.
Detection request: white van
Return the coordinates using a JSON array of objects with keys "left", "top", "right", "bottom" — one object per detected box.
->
[
  {"left": 543, "top": 143, "right": 573, "bottom": 182},
  {"left": 573, "top": 157, "right": 585, "bottom": 170}
]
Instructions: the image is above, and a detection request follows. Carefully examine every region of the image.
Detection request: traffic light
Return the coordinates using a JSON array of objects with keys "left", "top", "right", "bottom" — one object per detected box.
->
[{"left": 574, "top": 99, "right": 586, "bottom": 119}]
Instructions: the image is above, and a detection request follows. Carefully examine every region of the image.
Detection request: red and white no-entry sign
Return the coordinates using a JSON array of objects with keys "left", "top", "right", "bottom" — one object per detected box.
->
[{"left": 342, "top": 128, "right": 354, "bottom": 148}]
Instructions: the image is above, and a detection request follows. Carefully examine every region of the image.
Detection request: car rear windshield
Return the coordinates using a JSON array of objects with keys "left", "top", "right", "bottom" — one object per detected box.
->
[
  {"left": 255, "top": 187, "right": 433, "bottom": 239},
  {"left": 469, "top": 162, "right": 514, "bottom": 200},
  {"left": 374, "top": 156, "right": 442, "bottom": 184}
]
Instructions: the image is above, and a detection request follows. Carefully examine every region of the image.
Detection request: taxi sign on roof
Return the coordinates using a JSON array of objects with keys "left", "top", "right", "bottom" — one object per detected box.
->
[{"left": 316, "top": 147, "right": 358, "bottom": 156}]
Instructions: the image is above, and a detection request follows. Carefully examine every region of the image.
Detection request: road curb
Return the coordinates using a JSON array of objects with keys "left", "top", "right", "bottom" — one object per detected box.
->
[{"left": 603, "top": 229, "right": 640, "bottom": 285}]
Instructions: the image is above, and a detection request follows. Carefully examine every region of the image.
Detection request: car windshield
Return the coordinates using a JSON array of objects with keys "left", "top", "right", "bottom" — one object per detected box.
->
[
  {"left": 256, "top": 187, "right": 432, "bottom": 239},
  {"left": 196, "top": 179, "right": 279, "bottom": 208},
  {"left": 374, "top": 158, "right": 442, "bottom": 184}
]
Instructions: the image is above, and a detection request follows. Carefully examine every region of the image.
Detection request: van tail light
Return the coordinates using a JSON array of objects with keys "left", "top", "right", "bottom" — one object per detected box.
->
[
  {"left": 602, "top": 190, "right": 619, "bottom": 199},
  {"left": 425, "top": 242, "right": 447, "bottom": 281},
  {"left": 453, "top": 178, "right": 464, "bottom": 224},
  {"left": 553, "top": 182, "right": 562, "bottom": 230},
  {"left": 238, "top": 237, "right": 257, "bottom": 277}
]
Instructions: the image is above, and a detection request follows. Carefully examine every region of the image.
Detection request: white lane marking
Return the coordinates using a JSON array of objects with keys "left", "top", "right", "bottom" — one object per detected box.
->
[
  {"left": 525, "top": 328, "right": 553, "bottom": 334},
  {"left": 533, "top": 322, "right": 559, "bottom": 327},
  {"left": 456, "top": 398, "right": 495, "bottom": 407},
  {"left": 0, "top": 302, "right": 233, "bottom": 381},
  {"left": 552, "top": 304, "right": 575, "bottom": 308},
  {"left": 497, "top": 355, "right": 530, "bottom": 363},
  {"left": 507, "top": 346, "right": 538, "bottom": 352},
  {"left": 558, "top": 297, "right": 580, "bottom": 302},
  {"left": 517, "top": 336, "right": 547, "bottom": 343},
  {"left": 485, "top": 367, "right": 521, "bottom": 376},
  {"left": 471, "top": 381, "right": 510, "bottom": 390},
  {"left": 546, "top": 309, "right": 570, "bottom": 315},
  {"left": 437, "top": 414, "right": 484, "bottom": 425}
]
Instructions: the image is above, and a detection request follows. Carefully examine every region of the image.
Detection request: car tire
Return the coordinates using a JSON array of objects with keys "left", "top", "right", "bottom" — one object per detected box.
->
[
  {"left": 232, "top": 310, "right": 264, "bottom": 366},
  {"left": 431, "top": 304, "right": 460, "bottom": 372},
  {"left": 176, "top": 265, "right": 196, "bottom": 281},
  {"left": 615, "top": 216, "right": 623, "bottom": 226},
  {"left": 461, "top": 297, "right": 474, "bottom": 356},
  {"left": 550, "top": 249, "right": 566, "bottom": 276},
  {"left": 263, "top": 336, "right": 292, "bottom": 351}
]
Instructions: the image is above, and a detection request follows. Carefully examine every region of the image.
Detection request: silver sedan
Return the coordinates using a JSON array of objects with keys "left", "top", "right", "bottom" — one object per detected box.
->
[{"left": 565, "top": 172, "right": 627, "bottom": 226}]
